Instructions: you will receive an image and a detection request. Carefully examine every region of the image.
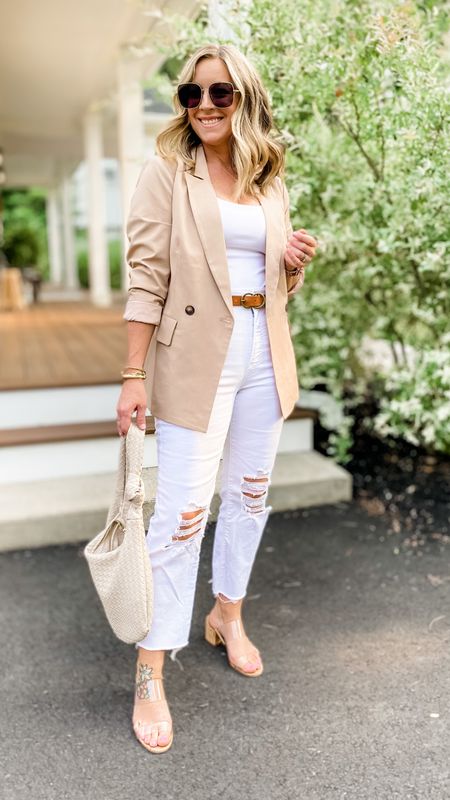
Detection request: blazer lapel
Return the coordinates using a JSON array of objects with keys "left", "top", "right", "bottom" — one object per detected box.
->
[
  {"left": 258, "top": 190, "right": 284, "bottom": 304},
  {"left": 185, "top": 146, "right": 233, "bottom": 314}
]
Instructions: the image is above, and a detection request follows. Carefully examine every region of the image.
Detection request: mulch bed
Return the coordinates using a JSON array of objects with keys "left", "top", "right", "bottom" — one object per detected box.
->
[{"left": 314, "top": 399, "right": 450, "bottom": 551}]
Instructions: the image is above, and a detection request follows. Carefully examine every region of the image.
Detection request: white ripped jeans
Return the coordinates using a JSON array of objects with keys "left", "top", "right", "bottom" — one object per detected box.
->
[{"left": 137, "top": 304, "right": 284, "bottom": 652}]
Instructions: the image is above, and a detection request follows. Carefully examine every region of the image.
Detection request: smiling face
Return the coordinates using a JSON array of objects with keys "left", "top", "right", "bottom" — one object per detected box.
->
[{"left": 187, "top": 57, "right": 239, "bottom": 149}]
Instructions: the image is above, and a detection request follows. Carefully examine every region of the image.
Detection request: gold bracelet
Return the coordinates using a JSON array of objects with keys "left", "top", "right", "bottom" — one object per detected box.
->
[
  {"left": 123, "top": 365, "right": 145, "bottom": 374},
  {"left": 121, "top": 368, "right": 146, "bottom": 380}
]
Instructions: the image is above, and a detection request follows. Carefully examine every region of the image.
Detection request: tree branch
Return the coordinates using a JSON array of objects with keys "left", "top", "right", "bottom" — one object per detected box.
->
[
  {"left": 336, "top": 114, "right": 383, "bottom": 182},
  {"left": 375, "top": 95, "right": 386, "bottom": 180}
]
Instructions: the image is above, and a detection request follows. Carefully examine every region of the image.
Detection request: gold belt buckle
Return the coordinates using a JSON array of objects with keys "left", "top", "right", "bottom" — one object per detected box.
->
[{"left": 241, "top": 292, "right": 265, "bottom": 309}]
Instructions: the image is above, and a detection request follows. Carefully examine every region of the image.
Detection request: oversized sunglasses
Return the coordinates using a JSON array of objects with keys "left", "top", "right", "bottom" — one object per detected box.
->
[{"left": 177, "top": 82, "right": 240, "bottom": 109}]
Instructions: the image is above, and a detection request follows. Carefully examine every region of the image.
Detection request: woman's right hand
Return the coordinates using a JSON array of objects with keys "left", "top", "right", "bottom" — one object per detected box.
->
[{"left": 116, "top": 379, "right": 148, "bottom": 436}]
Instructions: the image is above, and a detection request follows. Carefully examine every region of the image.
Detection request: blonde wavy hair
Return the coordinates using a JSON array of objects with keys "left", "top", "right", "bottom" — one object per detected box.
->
[{"left": 156, "top": 44, "right": 285, "bottom": 200}]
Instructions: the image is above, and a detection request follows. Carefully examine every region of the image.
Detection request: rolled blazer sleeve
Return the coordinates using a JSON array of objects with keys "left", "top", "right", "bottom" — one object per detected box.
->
[
  {"left": 123, "top": 156, "right": 176, "bottom": 326},
  {"left": 281, "top": 180, "right": 305, "bottom": 298}
]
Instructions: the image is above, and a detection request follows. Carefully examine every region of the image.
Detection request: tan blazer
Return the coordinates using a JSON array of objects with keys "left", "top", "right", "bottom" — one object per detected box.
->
[{"left": 124, "top": 143, "right": 304, "bottom": 432}]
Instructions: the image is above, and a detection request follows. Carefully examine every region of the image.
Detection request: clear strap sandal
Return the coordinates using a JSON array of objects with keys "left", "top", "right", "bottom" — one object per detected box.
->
[
  {"left": 204, "top": 609, "right": 263, "bottom": 677},
  {"left": 132, "top": 670, "right": 173, "bottom": 754}
]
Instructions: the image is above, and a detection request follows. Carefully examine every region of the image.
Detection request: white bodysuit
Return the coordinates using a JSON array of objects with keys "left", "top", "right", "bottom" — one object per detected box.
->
[{"left": 217, "top": 196, "right": 266, "bottom": 294}]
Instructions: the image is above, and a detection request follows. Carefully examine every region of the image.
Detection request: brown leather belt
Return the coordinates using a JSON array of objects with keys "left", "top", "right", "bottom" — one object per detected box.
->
[{"left": 232, "top": 293, "right": 266, "bottom": 308}]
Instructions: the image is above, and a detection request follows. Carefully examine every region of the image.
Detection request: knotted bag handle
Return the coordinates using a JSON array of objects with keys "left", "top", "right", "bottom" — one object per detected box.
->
[{"left": 106, "top": 420, "right": 146, "bottom": 527}]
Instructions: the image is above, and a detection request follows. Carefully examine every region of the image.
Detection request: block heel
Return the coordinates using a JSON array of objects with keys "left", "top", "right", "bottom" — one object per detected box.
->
[{"left": 204, "top": 614, "right": 223, "bottom": 646}]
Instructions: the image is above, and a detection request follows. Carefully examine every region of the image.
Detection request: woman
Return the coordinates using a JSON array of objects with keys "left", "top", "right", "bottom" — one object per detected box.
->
[{"left": 116, "top": 43, "right": 317, "bottom": 754}]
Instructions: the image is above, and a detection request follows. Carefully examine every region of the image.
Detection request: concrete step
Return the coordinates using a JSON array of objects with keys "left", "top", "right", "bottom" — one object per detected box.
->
[
  {"left": 0, "top": 451, "right": 352, "bottom": 551},
  {"left": 0, "top": 384, "right": 120, "bottom": 429}
]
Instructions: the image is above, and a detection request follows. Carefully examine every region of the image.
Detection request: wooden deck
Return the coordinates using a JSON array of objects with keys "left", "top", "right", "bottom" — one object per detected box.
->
[{"left": 0, "top": 301, "right": 128, "bottom": 390}]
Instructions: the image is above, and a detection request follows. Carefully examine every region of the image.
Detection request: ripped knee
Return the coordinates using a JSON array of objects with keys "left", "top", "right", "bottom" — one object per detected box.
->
[
  {"left": 171, "top": 504, "right": 208, "bottom": 543},
  {"left": 240, "top": 471, "right": 269, "bottom": 515}
]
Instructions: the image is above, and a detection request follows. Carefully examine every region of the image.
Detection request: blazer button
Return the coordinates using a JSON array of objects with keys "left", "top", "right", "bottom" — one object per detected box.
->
[{"left": 185, "top": 305, "right": 195, "bottom": 315}]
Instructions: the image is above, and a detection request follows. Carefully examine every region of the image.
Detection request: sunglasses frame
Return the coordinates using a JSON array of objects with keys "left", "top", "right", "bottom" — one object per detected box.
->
[{"left": 177, "top": 81, "right": 240, "bottom": 110}]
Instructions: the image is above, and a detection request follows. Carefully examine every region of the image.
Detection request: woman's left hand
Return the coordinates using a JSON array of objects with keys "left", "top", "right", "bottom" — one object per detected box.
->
[{"left": 284, "top": 229, "right": 318, "bottom": 271}]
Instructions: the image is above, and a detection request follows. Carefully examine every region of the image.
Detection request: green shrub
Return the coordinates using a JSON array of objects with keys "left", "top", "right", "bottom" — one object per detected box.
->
[
  {"left": 373, "top": 347, "right": 450, "bottom": 453},
  {"left": 109, "top": 240, "right": 122, "bottom": 289},
  {"left": 1, "top": 188, "right": 48, "bottom": 275},
  {"left": 2, "top": 226, "right": 40, "bottom": 268},
  {"left": 76, "top": 235, "right": 122, "bottom": 289}
]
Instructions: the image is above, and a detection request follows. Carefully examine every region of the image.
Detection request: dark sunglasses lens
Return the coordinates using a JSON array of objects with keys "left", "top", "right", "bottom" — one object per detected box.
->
[
  {"left": 209, "top": 83, "right": 234, "bottom": 107},
  {"left": 178, "top": 84, "right": 201, "bottom": 109}
]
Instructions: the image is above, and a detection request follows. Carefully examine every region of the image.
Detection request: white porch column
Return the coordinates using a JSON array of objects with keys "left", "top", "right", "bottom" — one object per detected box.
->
[
  {"left": 83, "top": 108, "right": 111, "bottom": 307},
  {"left": 61, "top": 172, "right": 79, "bottom": 290},
  {"left": 117, "top": 57, "right": 145, "bottom": 291},
  {"left": 46, "top": 188, "right": 63, "bottom": 285}
]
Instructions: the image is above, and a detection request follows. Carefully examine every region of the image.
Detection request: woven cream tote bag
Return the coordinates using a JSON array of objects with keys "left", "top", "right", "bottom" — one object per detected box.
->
[{"left": 84, "top": 421, "right": 153, "bottom": 644}]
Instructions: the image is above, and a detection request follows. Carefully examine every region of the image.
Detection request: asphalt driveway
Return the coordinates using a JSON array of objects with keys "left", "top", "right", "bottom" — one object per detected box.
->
[{"left": 1, "top": 501, "right": 449, "bottom": 800}]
